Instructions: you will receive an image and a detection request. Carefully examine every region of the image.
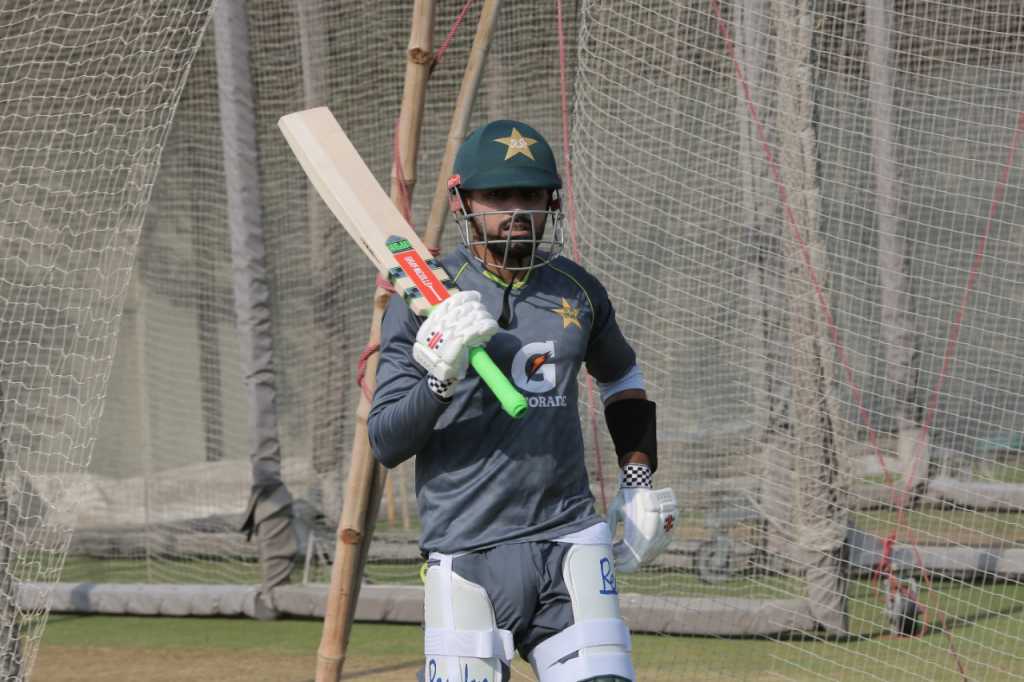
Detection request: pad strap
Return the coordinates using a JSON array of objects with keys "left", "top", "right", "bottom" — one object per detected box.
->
[
  {"left": 604, "top": 398, "right": 658, "bottom": 471},
  {"left": 424, "top": 627, "right": 514, "bottom": 661},
  {"left": 529, "top": 618, "right": 632, "bottom": 671},
  {"left": 537, "top": 654, "right": 635, "bottom": 682}
]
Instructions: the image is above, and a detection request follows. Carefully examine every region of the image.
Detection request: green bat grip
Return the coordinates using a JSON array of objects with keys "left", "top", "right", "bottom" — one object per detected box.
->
[{"left": 469, "top": 346, "right": 528, "bottom": 419}]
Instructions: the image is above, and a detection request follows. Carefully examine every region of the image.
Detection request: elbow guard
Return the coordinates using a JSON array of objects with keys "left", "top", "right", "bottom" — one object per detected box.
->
[{"left": 604, "top": 398, "right": 658, "bottom": 472}]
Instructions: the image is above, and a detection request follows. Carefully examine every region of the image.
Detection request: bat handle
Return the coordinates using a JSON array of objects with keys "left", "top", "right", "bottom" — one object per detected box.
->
[{"left": 468, "top": 347, "right": 528, "bottom": 419}]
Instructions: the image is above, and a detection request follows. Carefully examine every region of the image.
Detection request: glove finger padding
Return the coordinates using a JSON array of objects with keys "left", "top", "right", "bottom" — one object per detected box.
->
[
  {"left": 609, "top": 487, "right": 678, "bottom": 574},
  {"left": 413, "top": 291, "right": 499, "bottom": 381}
]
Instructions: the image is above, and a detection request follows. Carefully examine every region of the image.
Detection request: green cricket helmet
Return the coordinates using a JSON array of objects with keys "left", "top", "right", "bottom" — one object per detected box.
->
[
  {"left": 448, "top": 120, "right": 566, "bottom": 273},
  {"left": 451, "top": 120, "right": 563, "bottom": 190}
]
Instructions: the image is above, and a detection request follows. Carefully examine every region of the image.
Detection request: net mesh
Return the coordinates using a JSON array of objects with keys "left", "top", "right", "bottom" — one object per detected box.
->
[
  {"left": 0, "top": 1, "right": 214, "bottom": 677},
  {"left": 50, "top": 0, "right": 1024, "bottom": 680}
]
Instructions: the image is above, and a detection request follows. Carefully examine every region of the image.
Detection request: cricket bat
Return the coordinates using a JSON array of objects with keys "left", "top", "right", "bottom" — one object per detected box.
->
[{"left": 278, "top": 106, "right": 527, "bottom": 419}]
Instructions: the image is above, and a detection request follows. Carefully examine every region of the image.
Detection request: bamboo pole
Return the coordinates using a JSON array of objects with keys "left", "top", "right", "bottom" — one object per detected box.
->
[
  {"left": 424, "top": 0, "right": 502, "bottom": 247},
  {"left": 398, "top": 463, "right": 412, "bottom": 530},
  {"left": 314, "top": 288, "right": 389, "bottom": 682},
  {"left": 314, "top": 3, "right": 436, "bottom": 681},
  {"left": 316, "top": 2, "right": 503, "bottom": 678},
  {"left": 369, "top": 0, "right": 503, "bottom": 568}
]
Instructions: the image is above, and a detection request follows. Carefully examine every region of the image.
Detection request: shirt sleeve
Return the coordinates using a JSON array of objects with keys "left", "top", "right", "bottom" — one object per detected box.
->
[
  {"left": 583, "top": 274, "right": 637, "bottom": 384},
  {"left": 367, "top": 294, "right": 451, "bottom": 468}
]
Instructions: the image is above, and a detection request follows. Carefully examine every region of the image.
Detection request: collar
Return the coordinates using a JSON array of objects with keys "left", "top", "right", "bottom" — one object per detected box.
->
[{"left": 456, "top": 245, "right": 532, "bottom": 289}]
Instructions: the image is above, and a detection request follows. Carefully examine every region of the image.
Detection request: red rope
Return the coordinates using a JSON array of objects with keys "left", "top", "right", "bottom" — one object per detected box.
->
[
  {"left": 556, "top": 0, "right": 608, "bottom": 512},
  {"left": 433, "top": 0, "right": 478, "bottom": 71},
  {"left": 356, "top": 343, "right": 381, "bottom": 401},
  {"left": 888, "top": 114, "right": 1023, "bottom": 679},
  {"left": 710, "top": 0, "right": 888, "bottom": 480},
  {"left": 896, "top": 111, "right": 1024, "bottom": 514},
  {"left": 711, "top": 2, "right": 1023, "bottom": 673}
]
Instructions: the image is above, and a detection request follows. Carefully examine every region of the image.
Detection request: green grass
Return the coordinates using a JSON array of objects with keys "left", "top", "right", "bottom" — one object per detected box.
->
[
  {"left": 39, "top": 595, "right": 1024, "bottom": 682},
  {"left": 983, "top": 460, "right": 1024, "bottom": 484},
  {"left": 58, "top": 555, "right": 422, "bottom": 586},
  {"left": 43, "top": 614, "right": 328, "bottom": 653},
  {"left": 59, "top": 556, "right": 269, "bottom": 585},
  {"left": 49, "top": 555, "right": 1024, "bottom": 680},
  {"left": 853, "top": 509, "right": 1024, "bottom": 546}
]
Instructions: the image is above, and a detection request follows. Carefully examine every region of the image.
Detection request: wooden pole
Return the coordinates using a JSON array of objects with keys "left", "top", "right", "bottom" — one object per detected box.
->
[
  {"left": 314, "top": 2, "right": 436, "bottom": 680},
  {"left": 364, "top": 0, "right": 504, "bottom": 590},
  {"left": 314, "top": 288, "right": 389, "bottom": 682},
  {"left": 424, "top": 0, "right": 502, "bottom": 248},
  {"left": 316, "top": 3, "right": 503, "bottom": 679},
  {"left": 398, "top": 463, "right": 412, "bottom": 531}
]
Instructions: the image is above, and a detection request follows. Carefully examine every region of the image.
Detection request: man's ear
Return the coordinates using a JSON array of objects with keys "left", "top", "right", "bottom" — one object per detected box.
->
[{"left": 450, "top": 189, "right": 473, "bottom": 216}]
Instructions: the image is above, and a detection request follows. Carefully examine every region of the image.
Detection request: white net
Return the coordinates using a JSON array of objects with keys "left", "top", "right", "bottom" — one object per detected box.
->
[
  {"left": 72, "top": 0, "right": 580, "bottom": 585},
  {"left": 571, "top": 0, "right": 1024, "bottom": 679},
  {"left": 57, "top": 0, "right": 1024, "bottom": 680},
  {"left": 0, "top": 1, "right": 215, "bottom": 678}
]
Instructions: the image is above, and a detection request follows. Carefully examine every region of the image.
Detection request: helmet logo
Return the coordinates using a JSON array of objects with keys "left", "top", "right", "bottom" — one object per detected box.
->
[{"left": 494, "top": 128, "right": 537, "bottom": 161}]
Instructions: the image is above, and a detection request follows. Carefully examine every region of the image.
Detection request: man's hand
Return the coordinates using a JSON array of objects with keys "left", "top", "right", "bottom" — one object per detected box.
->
[
  {"left": 606, "top": 463, "right": 678, "bottom": 573},
  {"left": 413, "top": 290, "right": 499, "bottom": 382}
]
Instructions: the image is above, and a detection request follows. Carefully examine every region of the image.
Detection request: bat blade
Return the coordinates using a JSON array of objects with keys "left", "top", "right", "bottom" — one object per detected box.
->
[
  {"left": 278, "top": 106, "right": 451, "bottom": 316},
  {"left": 278, "top": 107, "right": 527, "bottom": 418}
]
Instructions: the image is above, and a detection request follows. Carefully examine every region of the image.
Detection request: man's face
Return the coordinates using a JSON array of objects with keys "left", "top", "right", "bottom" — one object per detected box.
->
[{"left": 463, "top": 187, "right": 551, "bottom": 263}]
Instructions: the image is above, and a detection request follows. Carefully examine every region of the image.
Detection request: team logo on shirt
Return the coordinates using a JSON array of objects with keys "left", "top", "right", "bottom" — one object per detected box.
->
[
  {"left": 551, "top": 298, "right": 582, "bottom": 329},
  {"left": 511, "top": 341, "right": 567, "bottom": 407}
]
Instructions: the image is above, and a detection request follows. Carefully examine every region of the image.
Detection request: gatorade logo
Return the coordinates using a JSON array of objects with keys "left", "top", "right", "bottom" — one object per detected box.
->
[
  {"left": 512, "top": 341, "right": 556, "bottom": 394},
  {"left": 511, "top": 341, "right": 567, "bottom": 407}
]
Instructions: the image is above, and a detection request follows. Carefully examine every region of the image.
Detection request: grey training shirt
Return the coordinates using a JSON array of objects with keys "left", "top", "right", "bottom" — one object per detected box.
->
[{"left": 368, "top": 245, "right": 637, "bottom": 554}]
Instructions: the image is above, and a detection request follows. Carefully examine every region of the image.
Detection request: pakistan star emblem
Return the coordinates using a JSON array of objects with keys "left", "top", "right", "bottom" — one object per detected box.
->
[
  {"left": 552, "top": 298, "right": 582, "bottom": 329},
  {"left": 494, "top": 128, "right": 537, "bottom": 160}
]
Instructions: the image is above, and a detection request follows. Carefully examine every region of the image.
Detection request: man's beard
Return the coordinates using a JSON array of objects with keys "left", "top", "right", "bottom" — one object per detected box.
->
[{"left": 475, "top": 217, "right": 544, "bottom": 263}]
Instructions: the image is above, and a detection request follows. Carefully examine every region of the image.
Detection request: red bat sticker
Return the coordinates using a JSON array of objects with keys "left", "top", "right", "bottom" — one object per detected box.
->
[{"left": 393, "top": 250, "right": 448, "bottom": 306}]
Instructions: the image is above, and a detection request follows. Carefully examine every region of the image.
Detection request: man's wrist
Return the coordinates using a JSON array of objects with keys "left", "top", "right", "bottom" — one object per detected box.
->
[{"left": 622, "top": 451, "right": 651, "bottom": 467}]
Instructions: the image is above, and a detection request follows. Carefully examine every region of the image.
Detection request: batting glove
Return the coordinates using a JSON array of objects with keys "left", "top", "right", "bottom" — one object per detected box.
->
[
  {"left": 413, "top": 291, "right": 499, "bottom": 389},
  {"left": 607, "top": 463, "right": 678, "bottom": 573}
]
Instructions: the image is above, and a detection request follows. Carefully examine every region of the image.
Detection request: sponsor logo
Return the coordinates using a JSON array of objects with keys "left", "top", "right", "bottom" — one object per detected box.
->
[
  {"left": 512, "top": 341, "right": 567, "bottom": 407},
  {"left": 511, "top": 341, "right": 557, "bottom": 394},
  {"left": 386, "top": 237, "right": 413, "bottom": 253},
  {"left": 525, "top": 351, "right": 552, "bottom": 381},
  {"left": 600, "top": 557, "right": 618, "bottom": 595},
  {"left": 427, "top": 659, "right": 491, "bottom": 682},
  {"left": 427, "top": 331, "right": 444, "bottom": 350},
  {"left": 393, "top": 250, "right": 447, "bottom": 305},
  {"left": 527, "top": 395, "right": 567, "bottom": 408}
]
